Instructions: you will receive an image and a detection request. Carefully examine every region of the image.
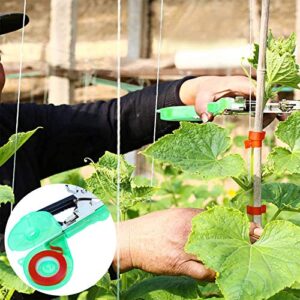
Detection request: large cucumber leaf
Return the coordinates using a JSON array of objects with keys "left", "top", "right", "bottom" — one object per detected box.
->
[
  {"left": 267, "top": 112, "right": 300, "bottom": 175},
  {"left": 261, "top": 182, "right": 300, "bottom": 211},
  {"left": 0, "top": 186, "right": 14, "bottom": 206},
  {"left": 0, "top": 128, "right": 40, "bottom": 168},
  {"left": 143, "top": 122, "right": 245, "bottom": 180},
  {"left": 185, "top": 206, "right": 300, "bottom": 300}
]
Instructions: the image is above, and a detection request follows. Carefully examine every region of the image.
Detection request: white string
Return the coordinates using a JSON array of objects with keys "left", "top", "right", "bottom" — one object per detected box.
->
[
  {"left": 150, "top": 0, "right": 164, "bottom": 185},
  {"left": 11, "top": 1, "right": 27, "bottom": 211},
  {"left": 247, "top": 0, "right": 254, "bottom": 183},
  {"left": 116, "top": 0, "right": 121, "bottom": 298},
  {"left": 249, "top": 0, "right": 254, "bottom": 130}
]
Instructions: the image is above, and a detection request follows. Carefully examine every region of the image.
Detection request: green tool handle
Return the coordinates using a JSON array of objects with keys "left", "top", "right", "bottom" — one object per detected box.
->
[{"left": 158, "top": 97, "right": 234, "bottom": 122}]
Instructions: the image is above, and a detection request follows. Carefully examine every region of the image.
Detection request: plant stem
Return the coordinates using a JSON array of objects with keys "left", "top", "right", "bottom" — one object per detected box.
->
[
  {"left": 270, "top": 209, "right": 282, "bottom": 221},
  {"left": 283, "top": 207, "right": 300, "bottom": 213},
  {"left": 232, "top": 177, "right": 249, "bottom": 191},
  {"left": 171, "top": 193, "right": 178, "bottom": 207},
  {"left": 120, "top": 211, "right": 127, "bottom": 291},
  {"left": 249, "top": 148, "right": 254, "bottom": 212},
  {"left": 5, "top": 289, "right": 15, "bottom": 300}
]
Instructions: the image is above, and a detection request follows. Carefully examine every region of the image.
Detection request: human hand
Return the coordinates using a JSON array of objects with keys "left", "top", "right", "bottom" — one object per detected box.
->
[
  {"left": 112, "top": 208, "right": 262, "bottom": 280},
  {"left": 179, "top": 76, "right": 284, "bottom": 127},
  {"left": 179, "top": 76, "right": 254, "bottom": 122}
]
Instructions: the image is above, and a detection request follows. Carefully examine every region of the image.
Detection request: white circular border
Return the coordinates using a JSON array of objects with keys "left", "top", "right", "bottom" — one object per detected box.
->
[{"left": 5, "top": 184, "right": 116, "bottom": 296}]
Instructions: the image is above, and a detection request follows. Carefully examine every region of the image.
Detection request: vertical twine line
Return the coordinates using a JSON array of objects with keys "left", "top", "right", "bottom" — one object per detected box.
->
[
  {"left": 150, "top": 0, "right": 164, "bottom": 186},
  {"left": 11, "top": 1, "right": 27, "bottom": 212},
  {"left": 248, "top": 0, "right": 254, "bottom": 183},
  {"left": 116, "top": 0, "right": 122, "bottom": 299}
]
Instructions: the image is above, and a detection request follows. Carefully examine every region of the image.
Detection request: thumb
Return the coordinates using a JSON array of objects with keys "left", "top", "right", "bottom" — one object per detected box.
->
[
  {"left": 195, "top": 91, "right": 214, "bottom": 123},
  {"left": 180, "top": 260, "right": 216, "bottom": 281},
  {"left": 249, "top": 222, "right": 263, "bottom": 242}
]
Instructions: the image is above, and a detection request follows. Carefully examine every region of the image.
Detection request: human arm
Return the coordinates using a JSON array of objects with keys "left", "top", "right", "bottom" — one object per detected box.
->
[
  {"left": 1, "top": 75, "right": 263, "bottom": 179},
  {"left": 0, "top": 78, "right": 189, "bottom": 179},
  {"left": 111, "top": 208, "right": 262, "bottom": 280}
]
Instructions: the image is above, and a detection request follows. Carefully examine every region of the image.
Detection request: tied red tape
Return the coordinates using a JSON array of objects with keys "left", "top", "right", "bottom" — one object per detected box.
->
[
  {"left": 247, "top": 205, "right": 266, "bottom": 216},
  {"left": 244, "top": 131, "right": 266, "bottom": 149}
]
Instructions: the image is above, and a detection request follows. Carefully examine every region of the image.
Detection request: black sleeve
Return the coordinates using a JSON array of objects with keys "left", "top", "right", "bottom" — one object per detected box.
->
[{"left": 1, "top": 77, "right": 191, "bottom": 179}]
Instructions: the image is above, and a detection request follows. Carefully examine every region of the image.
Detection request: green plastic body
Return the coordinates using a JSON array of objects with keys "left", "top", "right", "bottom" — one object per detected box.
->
[
  {"left": 8, "top": 205, "right": 110, "bottom": 290},
  {"left": 158, "top": 97, "right": 234, "bottom": 121}
]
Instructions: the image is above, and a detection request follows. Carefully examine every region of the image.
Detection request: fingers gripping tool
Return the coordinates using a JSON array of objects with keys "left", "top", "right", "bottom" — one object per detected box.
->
[{"left": 158, "top": 97, "right": 300, "bottom": 121}]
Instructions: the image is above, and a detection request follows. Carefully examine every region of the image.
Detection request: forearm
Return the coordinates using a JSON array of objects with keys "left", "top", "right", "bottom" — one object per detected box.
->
[
  {"left": 1, "top": 78, "right": 192, "bottom": 178},
  {"left": 106, "top": 77, "right": 193, "bottom": 154}
]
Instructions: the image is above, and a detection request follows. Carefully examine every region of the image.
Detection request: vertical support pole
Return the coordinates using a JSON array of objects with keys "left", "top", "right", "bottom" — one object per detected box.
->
[
  {"left": 295, "top": 0, "right": 300, "bottom": 100},
  {"left": 253, "top": 0, "right": 270, "bottom": 225},
  {"left": 48, "top": 0, "right": 77, "bottom": 105},
  {"left": 127, "top": 0, "right": 151, "bottom": 59}
]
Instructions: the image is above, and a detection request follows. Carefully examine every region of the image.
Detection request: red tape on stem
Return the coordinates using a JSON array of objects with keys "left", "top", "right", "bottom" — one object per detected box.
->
[
  {"left": 247, "top": 205, "right": 266, "bottom": 215},
  {"left": 244, "top": 131, "right": 266, "bottom": 149}
]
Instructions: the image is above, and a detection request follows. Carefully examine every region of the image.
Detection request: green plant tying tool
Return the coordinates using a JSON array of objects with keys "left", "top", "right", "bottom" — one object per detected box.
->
[
  {"left": 158, "top": 97, "right": 300, "bottom": 121},
  {"left": 7, "top": 185, "right": 110, "bottom": 290}
]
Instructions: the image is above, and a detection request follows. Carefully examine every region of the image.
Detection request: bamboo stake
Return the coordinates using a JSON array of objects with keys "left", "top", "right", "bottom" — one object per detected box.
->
[{"left": 253, "top": 0, "right": 270, "bottom": 225}]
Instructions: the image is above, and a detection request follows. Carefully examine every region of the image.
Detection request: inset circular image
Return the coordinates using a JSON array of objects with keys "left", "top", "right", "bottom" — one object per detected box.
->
[{"left": 5, "top": 184, "right": 116, "bottom": 296}]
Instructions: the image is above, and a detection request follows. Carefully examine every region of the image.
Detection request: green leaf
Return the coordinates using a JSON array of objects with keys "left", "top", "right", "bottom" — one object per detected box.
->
[
  {"left": 267, "top": 113, "right": 300, "bottom": 175},
  {"left": 86, "top": 152, "right": 155, "bottom": 213},
  {"left": 268, "top": 31, "right": 296, "bottom": 55},
  {"left": 266, "top": 49, "right": 300, "bottom": 89},
  {"left": 268, "top": 147, "right": 300, "bottom": 175},
  {"left": 185, "top": 206, "right": 300, "bottom": 300},
  {"left": 269, "top": 290, "right": 300, "bottom": 300},
  {"left": 0, "top": 186, "right": 14, "bottom": 206},
  {"left": 97, "top": 151, "right": 135, "bottom": 178},
  {"left": 143, "top": 122, "right": 245, "bottom": 180},
  {"left": 0, "top": 128, "right": 41, "bottom": 168},
  {"left": 227, "top": 188, "right": 252, "bottom": 212},
  {"left": 248, "top": 43, "right": 259, "bottom": 68},
  {"left": 0, "top": 260, "right": 34, "bottom": 294},
  {"left": 86, "top": 152, "right": 134, "bottom": 201},
  {"left": 276, "top": 112, "right": 300, "bottom": 151},
  {"left": 248, "top": 32, "right": 300, "bottom": 100},
  {"left": 122, "top": 276, "right": 200, "bottom": 300},
  {"left": 198, "top": 282, "right": 222, "bottom": 298},
  {"left": 49, "top": 169, "right": 86, "bottom": 188},
  {"left": 262, "top": 182, "right": 300, "bottom": 210}
]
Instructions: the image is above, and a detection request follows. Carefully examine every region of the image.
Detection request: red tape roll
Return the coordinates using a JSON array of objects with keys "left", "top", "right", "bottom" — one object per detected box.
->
[{"left": 28, "top": 250, "right": 67, "bottom": 286}]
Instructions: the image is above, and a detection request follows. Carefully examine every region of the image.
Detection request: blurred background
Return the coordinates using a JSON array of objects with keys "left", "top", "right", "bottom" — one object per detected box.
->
[{"left": 0, "top": 0, "right": 297, "bottom": 103}]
